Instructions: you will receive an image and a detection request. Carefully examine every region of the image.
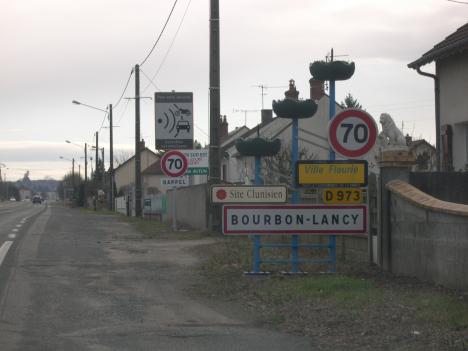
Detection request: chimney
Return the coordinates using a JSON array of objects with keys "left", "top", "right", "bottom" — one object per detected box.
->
[
  {"left": 405, "top": 134, "right": 412, "bottom": 146},
  {"left": 261, "top": 109, "right": 273, "bottom": 124},
  {"left": 284, "top": 79, "right": 299, "bottom": 100},
  {"left": 219, "top": 115, "right": 229, "bottom": 142},
  {"left": 139, "top": 139, "right": 146, "bottom": 151},
  {"left": 309, "top": 78, "right": 324, "bottom": 101}
]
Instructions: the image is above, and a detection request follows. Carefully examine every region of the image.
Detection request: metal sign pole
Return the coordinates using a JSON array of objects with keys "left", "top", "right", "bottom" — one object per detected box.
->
[
  {"left": 290, "top": 118, "right": 300, "bottom": 273},
  {"left": 252, "top": 155, "right": 262, "bottom": 273},
  {"left": 172, "top": 186, "right": 177, "bottom": 231},
  {"left": 328, "top": 78, "right": 337, "bottom": 273}
]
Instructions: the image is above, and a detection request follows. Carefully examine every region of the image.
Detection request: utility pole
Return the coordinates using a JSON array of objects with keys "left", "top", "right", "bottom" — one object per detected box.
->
[
  {"left": 209, "top": 0, "right": 220, "bottom": 183},
  {"left": 101, "top": 147, "right": 105, "bottom": 190},
  {"left": 95, "top": 131, "right": 99, "bottom": 181},
  {"left": 109, "top": 104, "right": 114, "bottom": 211},
  {"left": 209, "top": 0, "right": 221, "bottom": 229},
  {"left": 84, "top": 143, "right": 88, "bottom": 183},
  {"left": 134, "top": 64, "right": 142, "bottom": 217},
  {"left": 84, "top": 143, "right": 88, "bottom": 206},
  {"left": 72, "top": 158, "right": 75, "bottom": 191}
]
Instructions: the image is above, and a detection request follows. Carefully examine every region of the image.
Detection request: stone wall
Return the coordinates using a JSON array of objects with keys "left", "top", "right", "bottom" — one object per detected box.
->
[
  {"left": 386, "top": 180, "right": 468, "bottom": 289},
  {"left": 166, "top": 184, "right": 209, "bottom": 231}
]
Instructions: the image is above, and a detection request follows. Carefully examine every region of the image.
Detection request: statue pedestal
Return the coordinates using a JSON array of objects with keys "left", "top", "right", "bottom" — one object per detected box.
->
[
  {"left": 378, "top": 149, "right": 415, "bottom": 168},
  {"left": 377, "top": 149, "right": 416, "bottom": 271}
]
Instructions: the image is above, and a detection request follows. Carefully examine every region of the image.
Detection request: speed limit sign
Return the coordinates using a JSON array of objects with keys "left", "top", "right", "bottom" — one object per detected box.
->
[
  {"left": 161, "top": 150, "right": 188, "bottom": 177},
  {"left": 328, "top": 109, "right": 378, "bottom": 158}
]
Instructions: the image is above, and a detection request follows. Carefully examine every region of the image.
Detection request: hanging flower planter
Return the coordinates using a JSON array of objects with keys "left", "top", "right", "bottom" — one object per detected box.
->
[
  {"left": 235, "top": 137, "right": 281, "bottom": 157},
  {"left": 272, "top": 99, "right": 318, "bottom": 119},
  {"left": 309, "top": 60, "right": 355, "bottom": 81}
]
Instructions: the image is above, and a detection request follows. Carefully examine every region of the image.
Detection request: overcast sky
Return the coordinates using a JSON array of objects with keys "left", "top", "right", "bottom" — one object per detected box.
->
[{"left": 0, "top": 0, "right": 467, "bottom": 180}]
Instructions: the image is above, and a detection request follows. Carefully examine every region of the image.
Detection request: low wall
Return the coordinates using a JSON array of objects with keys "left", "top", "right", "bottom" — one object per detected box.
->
[
  {"left": 386, "top": 180, "right": 468, "bottom": 289},
  {"left": 166, "top": 184, "right": 209, "bottom": 231}
]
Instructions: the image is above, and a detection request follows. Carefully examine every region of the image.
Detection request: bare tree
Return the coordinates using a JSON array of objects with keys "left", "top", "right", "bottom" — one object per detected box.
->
[
  {"left": 263, "top": 145, "right": 316, "bottom": 186},
  {"left": 114, "top": 149, "right": 133, "bottom": 167}
]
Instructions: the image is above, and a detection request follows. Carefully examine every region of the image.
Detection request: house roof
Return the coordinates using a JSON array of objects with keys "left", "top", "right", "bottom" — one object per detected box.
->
[
  {"left": 141, "top": 159, "right": 164, "bottom": 175},
  {"left": 113, "top": 147, "right": 159, "bottom": 173},
  {"left": 220, "top": 126, "right": 250, "bottom": 149},
  {"left": 408, "top": 22, "right": 468, "bottom": 69},
  {"left": 409, "top": 139, "right": 435, "bottom": 151},
  {"left": 221, "top": 117, "right": 278, "bottom": 152}
]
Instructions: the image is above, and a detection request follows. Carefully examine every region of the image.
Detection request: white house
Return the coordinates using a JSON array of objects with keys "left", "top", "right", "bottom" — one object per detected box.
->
[
  {"left": 409, "top": 22, "right": 468, "bottom": 171},
  {"left": 220, "top": 80, "right": 358, "bottom": 185},
  {"left": 114, "top": 141, "right": 160, "bottom": 198}
]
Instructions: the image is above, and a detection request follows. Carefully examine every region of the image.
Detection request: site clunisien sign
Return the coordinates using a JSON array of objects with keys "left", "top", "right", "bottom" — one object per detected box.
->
[
  {"left": 296, "top": 160, "right": 368, "bottom": 187},
  {"left": 211, "top": 185, "right": 287, "bottom": 204}
]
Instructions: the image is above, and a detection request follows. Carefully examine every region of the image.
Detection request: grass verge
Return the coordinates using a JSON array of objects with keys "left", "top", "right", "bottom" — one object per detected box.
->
[{"left": 193, "top": 237, "right": 468, "bottom": 351}]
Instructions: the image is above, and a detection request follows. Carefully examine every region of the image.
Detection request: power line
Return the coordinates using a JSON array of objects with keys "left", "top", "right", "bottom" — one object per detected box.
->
[
  {"left": 117, "top": 98, "right": 131, "bottom": 124},
  {"left": 139, "top": 0, "right": 179, "bottom": 67},
  {"left": 142, "top": 0, "right": 192, "bottom": 93},
  {"left": 113, "top": 69, "right": 134, "bottom": 109},
  {"left": 140, "top": 68, "right": 161, "bottom": 91},
  {"left": 447, "top": 0, "right": 468, "bottom": 4}
]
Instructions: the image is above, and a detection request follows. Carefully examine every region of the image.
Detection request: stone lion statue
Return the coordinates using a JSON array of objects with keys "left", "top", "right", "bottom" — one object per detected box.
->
[{"left": 379, "top": 113, "right": 407, "bottom": 149}]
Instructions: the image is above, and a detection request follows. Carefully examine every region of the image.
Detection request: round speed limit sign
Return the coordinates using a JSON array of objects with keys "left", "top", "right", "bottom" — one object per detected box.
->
[
  {"left": 161, "top": 150, "right": 188, "bottom": 177},
  {"left": 328, "top": 109, "right": 378, "bottom": 158}
]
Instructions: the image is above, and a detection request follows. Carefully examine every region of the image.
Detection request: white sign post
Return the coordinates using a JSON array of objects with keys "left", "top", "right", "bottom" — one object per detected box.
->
[{"left": 161, "top": 150, "right": 189, "bottom": 231}]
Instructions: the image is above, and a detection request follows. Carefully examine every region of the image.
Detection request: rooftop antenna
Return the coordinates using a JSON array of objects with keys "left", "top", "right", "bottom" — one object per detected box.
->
[
  {"left": 233, "top": 108, "right": 260, "bottom": 126},
  {"left": 323, "top": 50, "right": 349, "bottom": 91},
  {"left": 250, "top": 84, "right": 287, "bottom": 109}
]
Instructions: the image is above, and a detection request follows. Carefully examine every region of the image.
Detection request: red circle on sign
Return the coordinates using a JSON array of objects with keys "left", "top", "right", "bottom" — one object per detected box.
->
[
  {"left": 328, "top": 109, "right": 378, "bottom": 158},
  {"left": 161, "top": 150, "right": 188, "bottom": 177}
]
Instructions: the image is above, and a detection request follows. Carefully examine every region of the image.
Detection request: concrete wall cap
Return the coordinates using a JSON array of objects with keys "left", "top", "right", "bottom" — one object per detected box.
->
[{"left": 386, "top": 179, "right": 468, "bottom": 217}]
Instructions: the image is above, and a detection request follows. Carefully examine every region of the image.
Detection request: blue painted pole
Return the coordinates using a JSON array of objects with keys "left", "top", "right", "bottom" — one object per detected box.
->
[
  {"left": 253, "top": 155, "right": 262, "bottom": 273},
  {"left": 291, "top": 118, "right": 299, "bottom": 273},
  {"left": 328, "top": 79, "right": 337, "bottom": 273}
]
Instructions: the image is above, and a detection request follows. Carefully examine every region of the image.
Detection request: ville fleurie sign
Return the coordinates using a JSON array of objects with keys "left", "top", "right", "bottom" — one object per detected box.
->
[
  {"left": 222, "top": 204, "right": 367, "bottom": 235},
  {"left": 296, "top": 160, "right": 368, "bottom": 187},
  {"left": 211, "top": 185, "right": 287, "bottom": 204}
]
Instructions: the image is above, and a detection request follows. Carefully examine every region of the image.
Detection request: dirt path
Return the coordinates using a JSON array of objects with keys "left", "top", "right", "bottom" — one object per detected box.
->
[{"left": 102, "top": 219, "right": 314, "bottom": 350}]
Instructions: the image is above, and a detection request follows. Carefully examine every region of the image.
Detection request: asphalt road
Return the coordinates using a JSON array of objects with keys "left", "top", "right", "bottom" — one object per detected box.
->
[{"left": 0, "top": 203, "right": 312, "bottom": 350}]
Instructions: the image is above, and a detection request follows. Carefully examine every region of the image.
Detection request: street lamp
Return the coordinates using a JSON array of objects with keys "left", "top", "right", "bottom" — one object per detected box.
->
[{"left": 72, "top": 100, "right": 115, "bottom": 211}]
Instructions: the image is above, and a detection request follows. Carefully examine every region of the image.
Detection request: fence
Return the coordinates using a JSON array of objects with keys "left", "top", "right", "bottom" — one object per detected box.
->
[
  {"left": 115, "top": 196, "right": 128, "bottom": 216},
  {"left": 143, "top": 195, "right": 166, "bottom": 220}
]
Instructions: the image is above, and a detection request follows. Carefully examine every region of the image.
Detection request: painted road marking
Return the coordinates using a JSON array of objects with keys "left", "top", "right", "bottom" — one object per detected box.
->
[
  {"left": 12, "top": 229, "right": 18, "bottom": 232},
  {"left": 0, "top": 241, "right": 13, "bottom": 266},
  {"left": 16, "top": 224, "right": 22, "bottom": 228},
  {"left": 8, "top": 234, "right": 16, "bottom": 239}
]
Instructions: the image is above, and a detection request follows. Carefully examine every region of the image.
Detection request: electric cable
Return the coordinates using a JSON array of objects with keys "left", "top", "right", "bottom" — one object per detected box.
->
[
  {"left": 142, "top": 0, "right": 191, "bottom": 93},
  {"left": 113, "top": 69, "right": 134, "bottom": 109},
  {"left": 140, "top": 68, "right": 161, "bottom": 91},
  {"left": 117, "top": 98, "right": 131, "bottom": 124},
  {"left": 139, "top": 0, "right": 178, "bottom": 67}
]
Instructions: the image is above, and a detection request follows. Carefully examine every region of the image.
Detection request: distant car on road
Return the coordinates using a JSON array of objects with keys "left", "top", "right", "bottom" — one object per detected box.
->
[
  {"left": 9, "top": 197, "right": 16, "bottom": 202},
  {"left": 32, "top": 195, "right": 42, "bottom": 204}
]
